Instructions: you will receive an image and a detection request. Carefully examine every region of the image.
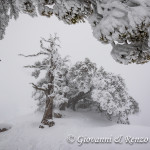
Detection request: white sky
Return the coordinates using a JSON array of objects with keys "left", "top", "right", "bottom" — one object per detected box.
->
[{"left": 0, "top": 14, "right": 150, "bottom": 126}]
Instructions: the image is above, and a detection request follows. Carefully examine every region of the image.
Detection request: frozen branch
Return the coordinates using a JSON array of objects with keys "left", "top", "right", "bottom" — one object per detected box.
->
[
  {"left": 19, "top": 52, "right": 48, "bottom": 57},
  {"left": 30, "top": 83, "right": 46, "bottom": 92}
]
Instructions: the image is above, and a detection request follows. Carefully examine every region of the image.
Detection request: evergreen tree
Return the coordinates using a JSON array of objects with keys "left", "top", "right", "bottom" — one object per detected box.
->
[
  {"left": 20, "top": 34, "right": 69, "bottom": 128},
  {"left": 0, "top": 0, "right": 19, "bottom": 39},
  {"left": 67, "top": 60, "right": 139, "bottom": 124},
  {"left": 67, "top": 58, "right": 96, "bottom": 110},
  {"left": 92, "top": 67, "right": 139, "bottom": 124},
  {"left": 1, "top": 0, "right": 150, "bottom": 64},
  {"left": 20, "top": 35, "right": 139, "bottom": 125}
]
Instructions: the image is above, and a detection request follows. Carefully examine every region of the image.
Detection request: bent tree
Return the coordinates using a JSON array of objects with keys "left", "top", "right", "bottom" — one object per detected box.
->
[
  {"left": 20, "top": 34, "right": 69, "bottom": 128},
  {"left": 1, "top": 0, "right": 150, "bottom": 64},
  {"left": 67, "top": 59, "right": 139, "bottom": 124}
]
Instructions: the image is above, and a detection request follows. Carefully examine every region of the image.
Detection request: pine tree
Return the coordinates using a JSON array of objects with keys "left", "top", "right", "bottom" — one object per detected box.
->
[
  {"left": 20, "top": 34, "right": 69, "bottom": 128},
  {"left": 67, "top": 58, "right": 96, "bottom": 110},
  {"left": 0, "top": 0, "right": 19, "bottom": 39},
  {"left": 92, "top": 67, "right": 139, "bottom": 124},
  {"left": 67, "top": 59, "right": 139, "bottom": 124},
  {"left": 1, "top": 0, "right": 150, "bottom": 64}
]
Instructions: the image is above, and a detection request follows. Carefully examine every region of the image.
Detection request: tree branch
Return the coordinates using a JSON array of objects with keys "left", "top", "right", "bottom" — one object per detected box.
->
[
  {"left": 24, "top": 65, "right": 46, "bottom": 70},
  {"left": 30, "top": 83, "right": 46, "bottom": 92},
  {"left": 19, "top": 52, "right": 48, "bottom": 57}
]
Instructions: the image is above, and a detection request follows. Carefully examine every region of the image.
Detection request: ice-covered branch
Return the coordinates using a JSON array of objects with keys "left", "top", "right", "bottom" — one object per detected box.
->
[
  {"left": 31, "top": 83, "right": 46, "bottom": 92},
  {"left": 19, "top": 52, "right": 48, "bottom": 57}
]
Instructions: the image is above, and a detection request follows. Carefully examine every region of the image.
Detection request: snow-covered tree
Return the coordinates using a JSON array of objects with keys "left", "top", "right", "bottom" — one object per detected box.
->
[
  {"left": 20, "top": 34, "right": 69, "bottom": 128},
  {"left": 21, "top": 37, "right": 139, "bottom": 125},
  {"left": 92, "top": 67, "right": 139, "bottom": 124},
  {"left": 0, "top": 0, "right": 19, "bottom": 39},
  {"left": 67, "top": 59, "right": 139, "bottom": 124},
  {"left": 67, "top": 58, "right": 97, "bottom": 110},
  {"left": 1, "top": 0, "right": 150, "bottom": 64}
]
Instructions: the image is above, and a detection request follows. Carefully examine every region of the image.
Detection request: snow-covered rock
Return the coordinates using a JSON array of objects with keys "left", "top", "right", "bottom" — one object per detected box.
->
[{"left": 0, "top": 123, "right": 12, "bottom": 133}]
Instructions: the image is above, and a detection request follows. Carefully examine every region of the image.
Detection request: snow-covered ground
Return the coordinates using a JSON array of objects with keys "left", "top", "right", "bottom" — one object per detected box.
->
[{"left": 0, "top": 110, "right": 150, "bottom": 150}]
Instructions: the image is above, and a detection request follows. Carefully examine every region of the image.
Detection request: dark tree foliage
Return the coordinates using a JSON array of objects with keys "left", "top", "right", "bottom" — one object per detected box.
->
[{"left": 1, "top": 0, "right": 150, "bottom": 64}]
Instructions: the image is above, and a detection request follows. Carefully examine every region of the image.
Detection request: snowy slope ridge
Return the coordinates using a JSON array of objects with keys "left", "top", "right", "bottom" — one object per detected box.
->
[{"left": 0, "top": 110, "right": 150, "bottom": 150}]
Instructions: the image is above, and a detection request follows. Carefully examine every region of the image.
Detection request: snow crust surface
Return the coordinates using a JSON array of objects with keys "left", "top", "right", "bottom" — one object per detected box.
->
[{"left": 0, "top": 110, "right": 150, "bottom": 150}]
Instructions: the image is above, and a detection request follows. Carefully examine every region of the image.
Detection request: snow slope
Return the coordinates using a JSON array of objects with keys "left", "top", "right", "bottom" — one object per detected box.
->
[{"left": 0, "top": 110, "right": 150, "bottom": 150}]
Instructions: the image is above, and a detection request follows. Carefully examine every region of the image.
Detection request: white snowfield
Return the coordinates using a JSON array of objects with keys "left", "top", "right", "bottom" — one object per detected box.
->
[{"left": 0, "top": 110, "right": 150, "bottom": 150}]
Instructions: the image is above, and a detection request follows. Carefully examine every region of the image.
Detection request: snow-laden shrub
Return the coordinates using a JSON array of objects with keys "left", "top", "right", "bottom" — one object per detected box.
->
[
  {"left": 92, "top": 67, "right": 139, "bottom": 124},
  {"left": 67, "top": 58, "right": 96, "bottom": 110},
  {"left": 68, "top": 58, "right": 96, "bottom": 94},
  {"left": 67, "top": 59, "right": 139, "bottom": 124}
]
